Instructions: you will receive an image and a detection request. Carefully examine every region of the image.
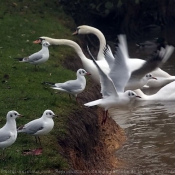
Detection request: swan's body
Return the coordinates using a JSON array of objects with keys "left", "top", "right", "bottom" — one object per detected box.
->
[
  {"left": 34, "top": 37, "right": 109, "bottom": 84},
  {"left": 73, "top": 25, "right": 175, "bottom": 88},
  {"left": 135, "top": 81, "right": 175, "bottom": 101}
]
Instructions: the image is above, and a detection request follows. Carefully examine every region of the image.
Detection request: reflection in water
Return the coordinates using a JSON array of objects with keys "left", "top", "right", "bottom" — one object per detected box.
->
[
  {"left": 110, "top": 30, "right": 175, "bottom": 174},
  {"left": 110, "top": 101, "right": 175, "bottom": 174}
]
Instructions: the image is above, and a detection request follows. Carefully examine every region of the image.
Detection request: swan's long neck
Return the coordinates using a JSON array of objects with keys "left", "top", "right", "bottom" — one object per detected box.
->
[
  {"left": 90, "top": 28, "right": 106, "bottom": 60},
  {"left": 42, "top": 37, "right": 89, "bottom": 64}
]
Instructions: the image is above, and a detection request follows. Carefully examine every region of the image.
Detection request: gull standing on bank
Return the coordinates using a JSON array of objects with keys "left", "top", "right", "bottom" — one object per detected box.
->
[
  {"left": 0, "top": 110, "right": 22, "bottom": 156},
  {"left": 16, "top": 40, "right": 50, "bottom": 69},
  {"left": 44, "top": 69, "right": 91, "bottom": 103}
]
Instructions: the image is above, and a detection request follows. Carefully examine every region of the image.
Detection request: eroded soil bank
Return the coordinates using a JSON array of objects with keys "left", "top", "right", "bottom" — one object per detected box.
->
[{"left": 57, "top": 50, "right": 126, "bottom": 174}]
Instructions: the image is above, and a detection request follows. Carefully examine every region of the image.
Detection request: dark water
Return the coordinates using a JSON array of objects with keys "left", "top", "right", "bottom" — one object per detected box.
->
[{"left": 110, "top": 28, "right": 175, "bottom": 175}]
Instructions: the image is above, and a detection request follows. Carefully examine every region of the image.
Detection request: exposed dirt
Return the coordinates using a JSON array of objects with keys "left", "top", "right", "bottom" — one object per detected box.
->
[{"left": 58, "top": 44, "right": 126, "bottom": 174}]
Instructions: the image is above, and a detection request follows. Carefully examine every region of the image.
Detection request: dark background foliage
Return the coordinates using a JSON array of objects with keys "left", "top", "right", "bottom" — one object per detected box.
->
[{"left": 59, "top": 0, "right": 175, "bottom": 41}]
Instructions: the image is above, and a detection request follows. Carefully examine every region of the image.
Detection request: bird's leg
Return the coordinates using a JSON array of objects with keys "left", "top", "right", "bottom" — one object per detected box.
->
[
  {"left": 38, "top": 136, "right": 42, "bottom": 146},
  {"left": 35, "top": 136, "right": 38, "bottom": 144},
  {"left": 76, "top": 96, "right": 79, "bottom": 103},
  {"left": 101, "top": 110, "right": 108, "bottom": 125},
  {"left": 0, "top": 149, "right": 5, "bottom": 160},
  {"left": 69, "top": 94, "right": 72, "bottom": 100}
]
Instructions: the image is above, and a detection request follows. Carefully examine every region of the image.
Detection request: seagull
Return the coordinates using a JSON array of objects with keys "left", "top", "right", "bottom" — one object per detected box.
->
[
  {"left": 0, "top": 110, "right": 22, "bottom": 156},
  {"left": 104, "top": 35, "right": 174, "bottom": 90},
  {"left": 17, "top": 110, "right": 57, "bottom": 146},
  {"left": 43, "top": 69, "right": 91, "bottom": 103},
  {"left": 16, "top": 40, "right": 50, "bottom": 69},
  {"left": 84, "top": 39, "right": 142, "bottom": 125}
]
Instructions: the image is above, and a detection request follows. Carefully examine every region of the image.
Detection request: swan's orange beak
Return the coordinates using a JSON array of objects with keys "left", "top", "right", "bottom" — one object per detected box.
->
[
  {"left": 72, "top": 30, "right": 78, "bottom": 35},
  {"left": 33, "top": 39, "right": 41, "bottom": 44}
]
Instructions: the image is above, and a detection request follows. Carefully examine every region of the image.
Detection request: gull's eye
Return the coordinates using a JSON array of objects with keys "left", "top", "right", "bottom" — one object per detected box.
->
[
  {"left": 149, "top": 74, "right": 151, "bottom": 77},
  {"left": 146, "top": 75, "right": 148, "bottom": 77},
  {"left": 49, "top": 112, "right": 52, "bottom": 115},
  {"left": 128, "top": 92, "right": 131, "bottom": 96},
  {"left": 14, "top": 113, "right": 17, "bottom": 116},
  {"left": 10, "top": 114, "right": 13, "bottom": 117},
  {"left": 82, "top": 70, "right": 85, "bottom": 73},
  {"left": 132, "top": 93, "right": 134, "bottom": 96}
]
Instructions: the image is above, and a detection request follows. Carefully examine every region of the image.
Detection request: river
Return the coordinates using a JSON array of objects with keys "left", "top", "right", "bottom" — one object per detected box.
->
[{"left": 110, "top": 27, "right": 175, "bottom": 175}]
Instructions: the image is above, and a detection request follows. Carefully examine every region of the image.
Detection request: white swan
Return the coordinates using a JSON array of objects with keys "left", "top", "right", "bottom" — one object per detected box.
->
[
  {"left": 73, "top": 25, "right": 175, "bottom": 88},
  {"left": 72, "top": 25, "right": 106, "bottom": 61},
  {"left": 33, "top": 37, "right": 109, "bottom": 84},
  {"left": 134, "top": 80, "right": 175, "bottom": 101}
]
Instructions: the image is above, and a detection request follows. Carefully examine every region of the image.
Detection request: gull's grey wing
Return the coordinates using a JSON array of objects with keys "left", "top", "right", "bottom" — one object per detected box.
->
[
  {"left": 0, "top": 133, "right": 11, "bottom": 142},
  {"left": 130, "top": 45, "right": 174, "bottom": 80},
  {"left": 55, "top": 80, "right": 83, "bottom": 92},
  {"left": 24, "top": 122, "right": 44, "bottom": 135},
  {"left": 87, "top": 46, "right": 118, "bottom": 98},
  {"left": 108, "top": 35, "right": 130, "bottom": 93},
  {"left": 27, "top": 52, "right": 43, "bottom": 62}
]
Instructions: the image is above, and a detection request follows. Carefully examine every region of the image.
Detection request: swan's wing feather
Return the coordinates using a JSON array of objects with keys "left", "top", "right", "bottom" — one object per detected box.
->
[{"left": 87, "top": 46, "right": 118, "bottom": 98}]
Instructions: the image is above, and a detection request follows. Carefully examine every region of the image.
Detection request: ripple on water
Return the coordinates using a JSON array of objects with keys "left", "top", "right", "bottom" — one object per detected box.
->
[{"left": 111, "top": 100, "right": 175, "bottom": 174}]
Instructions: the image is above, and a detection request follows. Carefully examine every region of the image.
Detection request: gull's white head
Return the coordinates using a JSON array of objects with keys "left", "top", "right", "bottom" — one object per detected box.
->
[
  {"left": 7, "top": 110, "right": 22, "bottom": 120},
  {"left": 145, "top": 73, "right": 157, "bottom": 81},
  {"left": 41, "top": 40, "right": 50, "bottom": 47},
  {"left": 43, "top": 110, "right": 57, "bottom": 118},
  {"left": 77, "top": 69, "right": 91, "bottom": 76},
  {"left": 125, "top": 90, "right": 141, "bottom": 99}
]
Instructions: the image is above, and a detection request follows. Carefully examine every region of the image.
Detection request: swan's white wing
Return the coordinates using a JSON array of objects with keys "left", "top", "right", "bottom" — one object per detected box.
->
[
  {"left": 130, "top": 45, "right": 174, "bottom": 80},
  {"left": 108, "top": 35, "right": 130, "bottom": 93},
  {"left": 87, "top": 46, "right": 118, "bottom": 98}
]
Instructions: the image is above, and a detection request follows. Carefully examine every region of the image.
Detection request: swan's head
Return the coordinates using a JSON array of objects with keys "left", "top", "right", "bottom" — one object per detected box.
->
[
  {"left": 77, "top": 69, "right": 91, "bottom": 76},
  {"left": 145, "top": 73, "right": 157, "bottom": 81},
  {"left": 72, "top": 25, "right": 95, "bottom": 35},
  {"left": 125, "top": 90, "right": 141, "bottom": 99},
  {"left": 6, "top": 110, "right": 23, "bottom": 120}
]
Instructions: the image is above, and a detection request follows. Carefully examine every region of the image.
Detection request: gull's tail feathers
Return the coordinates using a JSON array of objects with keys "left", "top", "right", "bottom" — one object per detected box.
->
[{"left": 43, "top": 82, "right": 56, "bottom": 87}]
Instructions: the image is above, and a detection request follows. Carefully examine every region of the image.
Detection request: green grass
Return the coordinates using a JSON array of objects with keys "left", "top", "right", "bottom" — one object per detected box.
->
[{"left": 0, "top": 0, "right": 81, "bottom": 173}]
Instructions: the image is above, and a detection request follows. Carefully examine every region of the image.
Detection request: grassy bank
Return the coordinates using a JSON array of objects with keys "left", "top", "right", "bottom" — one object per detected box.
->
[{"left": 0, "top": 0, "right": 82, "bottom": 173}]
